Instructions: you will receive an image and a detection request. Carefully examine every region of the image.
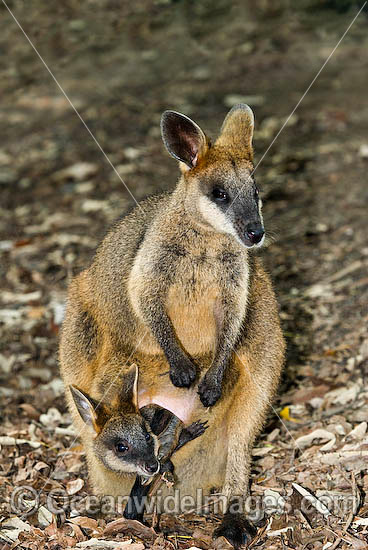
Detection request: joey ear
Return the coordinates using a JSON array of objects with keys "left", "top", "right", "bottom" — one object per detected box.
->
[
  {"left": 115, "top": 364, "right": 139, "bottom": 413},
  {"left": 69, "top": 385, "right": 103, "bottom": 434},
  {"left": 130, "top": 364, "right": 139, "bottom": 412},
  {"left": 161, "top": 110, "right": 208, "bottom": 169},
  {"left": 216, "top": 104, "right": 254, "bottom": 156}
]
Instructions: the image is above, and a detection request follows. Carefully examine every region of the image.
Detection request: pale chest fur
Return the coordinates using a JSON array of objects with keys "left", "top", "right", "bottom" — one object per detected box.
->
[
  {"left": 128, "top": 227, "right": 249, "bottom": 357},
  {"left": 138, "top": 378, "right": 201, "bottom": 425}
]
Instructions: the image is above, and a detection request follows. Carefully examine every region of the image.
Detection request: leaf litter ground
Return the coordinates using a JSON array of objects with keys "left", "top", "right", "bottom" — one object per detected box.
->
[{"left": 0, "top": 2, "right": 368, "bottom": 548}]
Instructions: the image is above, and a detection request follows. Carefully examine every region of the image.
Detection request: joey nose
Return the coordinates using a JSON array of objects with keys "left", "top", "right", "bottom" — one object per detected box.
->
[
  {"left": 245, "top": 223, "right": 264, "bottom": 245},
  {"left": 145, "top": 460, "right": 159, "bottom": 474}
]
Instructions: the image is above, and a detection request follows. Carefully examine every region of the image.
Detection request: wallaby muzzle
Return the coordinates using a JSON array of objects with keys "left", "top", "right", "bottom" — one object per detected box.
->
[
  {"left": 232, "top": 201, "right": 264, "bottom": 248},
  {"left": 143, "top": 459, "right": 160, "bottom": 475},
  {"left": 244, "top": 221, "right": 264, "bottom": 246},
  {"left": 138, "top": 458, "right": 160, "bottom": 479}
]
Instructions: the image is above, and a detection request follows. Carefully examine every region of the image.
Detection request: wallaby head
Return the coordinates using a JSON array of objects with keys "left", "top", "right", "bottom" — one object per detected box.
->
[
  {"left": 161, "top": 104, "right": 264, "bottom": 248},
  {"left": 69, "top": 365, "right": 160, "bottom": 477}
]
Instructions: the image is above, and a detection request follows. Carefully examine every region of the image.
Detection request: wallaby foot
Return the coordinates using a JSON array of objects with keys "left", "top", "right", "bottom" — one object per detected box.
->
[
  {"left": 123, "top": 476, "right": 150, "bottom": 522},
  {"left": 214, "top": 512, "right": 256, "bottom": 549},
  {"left": 169, "top": 355, "right": 197, "bottom": 388},
  {"left": 198, "top": 374, "right": 222, "bottom": 407}
]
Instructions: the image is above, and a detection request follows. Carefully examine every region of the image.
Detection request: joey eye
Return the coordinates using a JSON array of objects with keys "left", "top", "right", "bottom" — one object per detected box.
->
[
  {"left": 115, "top": 441, "right": 129, "bottom": 454},
  {"left": 212, "top": 187, "right": 229, "bottom": 203},
  {"left": 145, "top": 433, "right": 151, "bottom": 442},
  {"left": 254, "top": 186, "right": 259, "bottom": 198}
]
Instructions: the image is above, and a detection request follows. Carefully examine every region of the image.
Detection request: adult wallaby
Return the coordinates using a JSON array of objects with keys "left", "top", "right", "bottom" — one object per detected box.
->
[{"left": 60, "top": 104, "right": 285, "bottom": 547}]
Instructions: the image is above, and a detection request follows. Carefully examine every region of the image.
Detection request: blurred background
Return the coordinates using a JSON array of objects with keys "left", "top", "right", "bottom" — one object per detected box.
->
[{"left": 0, "top": 1, "right": 368, "bottom": 548}]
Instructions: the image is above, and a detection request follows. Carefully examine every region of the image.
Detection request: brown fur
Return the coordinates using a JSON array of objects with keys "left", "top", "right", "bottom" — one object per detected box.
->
[{"left": 59, "top": 105, "right": 285, "bottom": 542}]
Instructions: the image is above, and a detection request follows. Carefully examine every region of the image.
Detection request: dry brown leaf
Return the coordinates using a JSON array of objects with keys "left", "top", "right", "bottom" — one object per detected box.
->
[
  {"left": 69, "top": 516, "right": 101, "bottom": 536},
  {"left": 103, "top": 518, "right": 156, "bottom": 542},
  {"left": 213, "top": 536, "right": 234, "bottom": 549},
  {"left": 292, "top": 483, "right": 331, "bottom": 517},
  {"left": 77, "top": 539, "right": 143, "bottom": 549},
  {"left": 53, "top": 162, "right": 98, "bottom": 182},
  {"left": 66, "top": 478, "right": 85, "bottom": 495},
  {"left": 34, "top": 461, "right": 49, "bottom": 471},
  {"left": 291, "top": 385, "right": 330, "bottom": 404},
  {"left": 19, "top": 403, "right": 40, "bottom": 420},
  {"left": 0, "top": 517, "right": 32, "bottom": 543},
  {"left": 0, "top": 436, "right": 41, "bottom": 448},
  {"left": 27, "top": 306, "right": 46, "bottom": 319},
  {"left": 347, "top": 422, "right": 367, "bottom": 440},
  {"left": 296, "top": 429, "right": 336, "bottom": 451}
]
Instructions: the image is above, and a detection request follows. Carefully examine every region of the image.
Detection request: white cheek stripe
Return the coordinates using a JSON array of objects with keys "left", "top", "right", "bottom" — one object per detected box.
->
[
  {"left": 198, "top": 196, "right": 265, "bottom": 248},
  {"left": 198, "top": 196, "right": 238, "bottom": 237}
]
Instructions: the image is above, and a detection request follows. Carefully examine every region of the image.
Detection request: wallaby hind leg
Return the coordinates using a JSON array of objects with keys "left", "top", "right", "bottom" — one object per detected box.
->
[
  {"left": 215, "top": 354, "right": 278, "bottom": 548},
  {"left": 214, "top": 503, "right": 257, "bottom": 548}
]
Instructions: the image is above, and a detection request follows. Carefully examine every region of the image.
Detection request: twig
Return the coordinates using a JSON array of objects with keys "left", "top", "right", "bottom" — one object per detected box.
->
[{"left": 295, "top": 509, "right": 313, "bottom": 533}]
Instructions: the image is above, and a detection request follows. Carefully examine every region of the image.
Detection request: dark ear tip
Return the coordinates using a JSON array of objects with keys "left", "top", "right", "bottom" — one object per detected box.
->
[
  {"left": 161, "top": 109, "right": 179, "bottom": 123},
  {"left": 69, "top": 385, "right": 90, "bottom": 405},
  {"left": 126, "top": 363, "right": 138, "bottom": 376},
  {"left": 160, "top": 110, "right": 170, "bottom": 125},
  {"left": 69, "top": 384, "right": 78, "bottom": 396},
  {"left": 161, "top": 109, "right": 176, "bottom": 119},
  {"left": 160, "top": 110, "right": 174, "bottom": 140},
  {"left": 161, "top": 109, "right": 200, "bottom": 127},
  {"left": 69, "top": 384, "right": 85, "bottom": 405},
  {"left": 161, "top": 109, "right": 185, "bottom": 119},
  {"left": 120, "top": 364, "right": 139, "bottom": 391}
]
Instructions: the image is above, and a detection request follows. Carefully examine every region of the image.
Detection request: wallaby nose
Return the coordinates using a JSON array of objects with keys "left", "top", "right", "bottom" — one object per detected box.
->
[
  {"left": 245, "top": 223, "right": 264, "bottom": 245},
  {"left": 145, "top": 460, "right": 159, "bottom": 474}
]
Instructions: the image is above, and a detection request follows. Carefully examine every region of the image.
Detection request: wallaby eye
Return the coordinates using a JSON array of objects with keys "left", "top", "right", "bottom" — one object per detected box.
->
[
  {"left": 115, "top": 441, "right": 129, "bottom": 454},
  {"left": 212, "top": 187, "right": 229, "bottom": 203},
  {"left": 254, "top": 186, "right": 259, "bottom": 198},
  {"left": 145, "top": 432, "right": 151, "bottom": 442}
]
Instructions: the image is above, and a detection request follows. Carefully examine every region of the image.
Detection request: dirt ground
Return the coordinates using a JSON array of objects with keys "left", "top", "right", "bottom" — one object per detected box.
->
[{"left": 0, "top": 1, "right": 368, "bottom": 549}]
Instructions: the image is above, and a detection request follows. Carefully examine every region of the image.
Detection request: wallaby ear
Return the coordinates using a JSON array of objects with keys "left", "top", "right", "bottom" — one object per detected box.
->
[
  {"left": 114, "top": 364, "right": 139, "bottom": 413},
  {"left": 130, "top": 364, "right": 139, "bottom": 412},
  {"left": 216, "top": 104, "right": 254, "bottom": 156},
  {"left": 69, "top": 385, "right": 103, "bottom": 434},
  {"left": 161, "top": 110, "right": 208, "bottom": 170}
]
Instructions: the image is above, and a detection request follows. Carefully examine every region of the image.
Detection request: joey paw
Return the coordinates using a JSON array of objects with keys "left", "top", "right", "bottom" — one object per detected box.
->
[
  {"left": 198, "top": 377, "right": 222, "bottom": 407},
  {"left": 169, "top": 357, "right": 197, "bottom": 388},
  {"left": 186, "top": 419, "right": 209, "bottom": 439},
  {"left": 161, "top": 471, "right": 175, "bottom": 487},
  {"left": 214, "top": 515, "right": 256, "bottom": 549}
]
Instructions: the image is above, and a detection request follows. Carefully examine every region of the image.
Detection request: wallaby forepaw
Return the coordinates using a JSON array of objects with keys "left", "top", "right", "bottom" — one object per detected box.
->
[
  {"left": 198, "top": 378, "right": 222, "bottom": 407},
  {"left": 214, "top": 516, "right": 256, "bottom": 549},
  {"left": 169, "top": 358, "right": 197, "bottom": 388}
]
